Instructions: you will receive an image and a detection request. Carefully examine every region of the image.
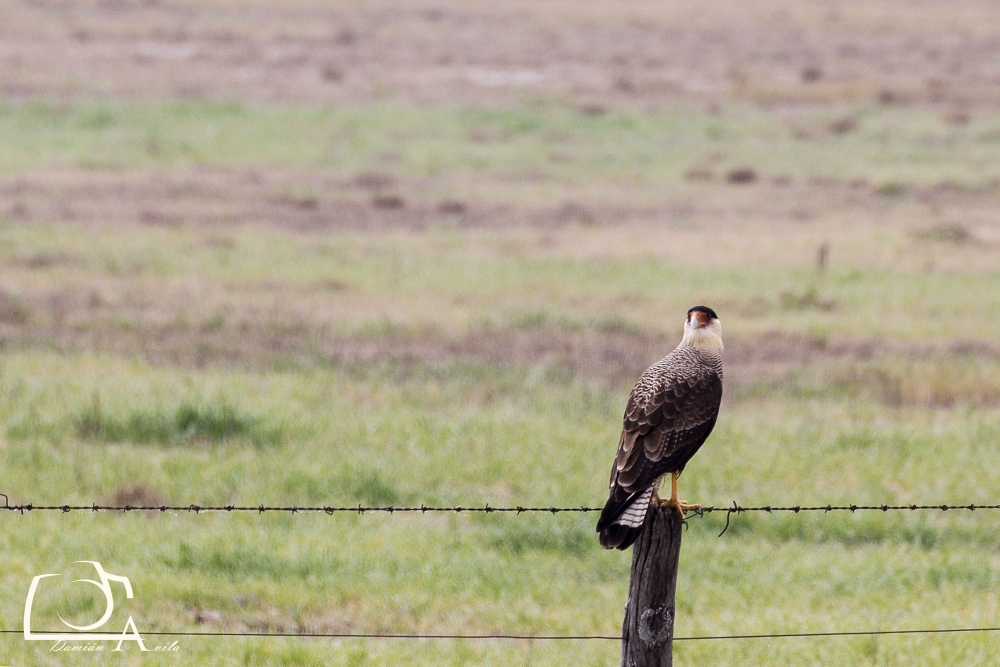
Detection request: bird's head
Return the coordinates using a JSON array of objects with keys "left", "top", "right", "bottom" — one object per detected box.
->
[{"left": 681, "top": 305, "right": 723, "bottom": 353}]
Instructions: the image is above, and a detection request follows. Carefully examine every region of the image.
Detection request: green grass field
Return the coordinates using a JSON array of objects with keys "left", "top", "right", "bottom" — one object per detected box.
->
[
  {"left": 2, "top": 100, "right": 1000, "bottom": 196},
  {"left": 3, "top": 353, "right": 1000, "bottom": 665},
  {"left": 2, "top": 94, "right": 1000, "bottom": 666}
]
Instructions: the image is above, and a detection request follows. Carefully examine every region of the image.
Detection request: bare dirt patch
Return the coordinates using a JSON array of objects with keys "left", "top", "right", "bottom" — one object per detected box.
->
[
  {"left": 3, "top": 1, "right": 1000, "bottom": 109},
  {"left": 0, "top": 168, "right": 505, "bottom": 231},
  {"left": 2, "top": 289, "right": 999, "bottom": 406},
  {"left": 4, "top": 168, "right": 999, "bottom": 246}
]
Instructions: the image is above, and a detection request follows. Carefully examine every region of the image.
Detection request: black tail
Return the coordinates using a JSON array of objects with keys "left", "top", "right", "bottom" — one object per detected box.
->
[
  {"left": 596, "top": 487, "right": 650, "bottom": 550},
  {"left": 597, "top": 521, "right": 643, "bottom": 550}
]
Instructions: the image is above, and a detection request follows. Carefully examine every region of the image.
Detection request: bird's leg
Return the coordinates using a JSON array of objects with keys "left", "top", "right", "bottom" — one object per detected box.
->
[
  {"left": 657, "top": 473, "right": 682, "bottom": 517},
  {"left": 675, "top": 472, "right": 702, "bottom": 513},
  {"left": 658, "top": 472, "right": 701, "bottom": 520}
]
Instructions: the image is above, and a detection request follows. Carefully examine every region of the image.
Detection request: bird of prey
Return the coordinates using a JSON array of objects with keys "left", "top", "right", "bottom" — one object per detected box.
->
[{"left": 596, "top": 306, "right": 723, "bottom": 550}]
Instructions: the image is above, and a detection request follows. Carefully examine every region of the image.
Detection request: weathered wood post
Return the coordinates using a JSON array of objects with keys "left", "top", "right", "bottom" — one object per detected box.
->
[{"left": 620, "top": 505, "right": 683, "bottom": 667}]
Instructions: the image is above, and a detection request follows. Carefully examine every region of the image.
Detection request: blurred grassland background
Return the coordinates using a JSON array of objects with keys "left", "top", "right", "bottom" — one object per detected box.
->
[{"left": 2, "top": 0, "right": 1000, "bottom": 665}]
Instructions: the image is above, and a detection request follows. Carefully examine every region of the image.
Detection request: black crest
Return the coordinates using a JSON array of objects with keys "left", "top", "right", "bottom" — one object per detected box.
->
[{"left": 687, "top": 305, "right": 718, "bottom": 320}]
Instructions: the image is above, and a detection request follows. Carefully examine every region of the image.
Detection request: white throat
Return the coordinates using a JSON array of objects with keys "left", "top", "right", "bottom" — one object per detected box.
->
[{"left": 679, "top": 320, "right": 724, "bottom": 355}]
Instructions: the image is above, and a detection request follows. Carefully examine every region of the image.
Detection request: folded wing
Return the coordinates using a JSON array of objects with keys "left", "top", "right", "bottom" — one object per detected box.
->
[{"left": 596, "top": 356, "right": 722, "bottom": 550}]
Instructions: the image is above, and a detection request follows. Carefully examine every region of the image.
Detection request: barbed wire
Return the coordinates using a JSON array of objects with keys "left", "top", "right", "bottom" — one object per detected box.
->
[
  {"left": 3, "top": 493, "right": 999, "bottom": 521},
  {"left": 4, "top": 494, "right": 999, "bottom": 646},
  {"left": 702, "top": 501, "right": 1000, "bottom": 535},
  {"left": 2, "top": 626, "right": 999, "bottom": 641}
]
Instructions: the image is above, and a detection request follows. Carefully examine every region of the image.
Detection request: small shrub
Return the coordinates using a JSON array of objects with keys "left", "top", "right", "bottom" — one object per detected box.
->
[
  {"left": 801, "top": 66, "right": 823, "bottom": 83},
  {"left": 877, "top": 181, "right": 907, "bottom": 197},
  {"left": 727, "top": 167, "right": 757, "bottom": 184},
  {"left": 104, "top": 485, "right": 167, "bottom": 508},
  {"left": 0, "top": 291, "right": 31, "bottom": 324},
  {"left": 75, "top": 400, "right": 284, "bottom": 446},
  {"left": 437, "top": 200, "right": 466, "bottom": 214},
  {"left": 349, "top": 469, "right": 400, "bottom": 506},
  {"left": 371, "top": 194, "right": 405, "bottom": 210},
  {"left": 484, "top": 520, "right": 590, "bottom": 557},
  {"left": 917, "top": 224, "right": 970, "bottom": 244},
  {"left": 779, "top": 287, "right": 836, "bottom": 312},
  {"left": 829, "top": 116, "right": 857, "bottom": 135}
]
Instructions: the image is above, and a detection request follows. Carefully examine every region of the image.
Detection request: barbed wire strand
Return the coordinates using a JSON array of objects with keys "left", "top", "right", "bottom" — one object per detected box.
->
[
  {"left": 2, "top": 626, "right": 999, "bottom": 641},
  {"left": 4, "top": 490, "right": 999, "bottom": 644},
  {"left": 3, "top": 493, "right": 999, "bottom": 521}
]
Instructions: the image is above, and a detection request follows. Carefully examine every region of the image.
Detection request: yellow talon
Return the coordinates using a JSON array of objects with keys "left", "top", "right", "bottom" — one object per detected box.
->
[{"left": 656, "top": 472, "right": 700, "bottom": 521}]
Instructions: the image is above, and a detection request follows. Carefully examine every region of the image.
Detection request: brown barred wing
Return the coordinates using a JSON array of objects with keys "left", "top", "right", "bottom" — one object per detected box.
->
[
  {"left": 596, "top": 370, "right": 722, "bottom": 550},
  {"left": 615, "top": 371, "right": 722, "bottom": 489}
]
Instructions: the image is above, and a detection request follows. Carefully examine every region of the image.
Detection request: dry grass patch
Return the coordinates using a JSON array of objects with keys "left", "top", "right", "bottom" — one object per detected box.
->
[{"left": 103, "top": 484, "right": 169, "bottom": 509}]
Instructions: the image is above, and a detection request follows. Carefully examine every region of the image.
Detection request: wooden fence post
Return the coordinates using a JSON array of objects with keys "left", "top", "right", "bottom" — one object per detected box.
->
[{"left": 620, "top": 504, "right": 683, "bottom": 667}]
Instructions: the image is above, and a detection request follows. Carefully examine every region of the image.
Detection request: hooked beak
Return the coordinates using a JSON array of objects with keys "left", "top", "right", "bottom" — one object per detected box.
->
[{"left": 688, "top": 313, "right": 708, "bottom": 329}]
